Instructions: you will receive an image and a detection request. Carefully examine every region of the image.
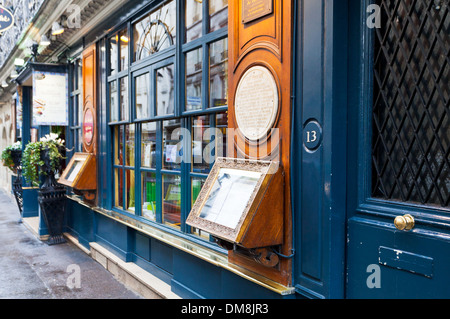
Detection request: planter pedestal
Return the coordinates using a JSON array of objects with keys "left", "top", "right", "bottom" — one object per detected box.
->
[
  {"left": 37, "top": 146, "right": 66, "bottom": 245},
  {"left": 38, "top": 187, "right": 66, "bottom": 245}
]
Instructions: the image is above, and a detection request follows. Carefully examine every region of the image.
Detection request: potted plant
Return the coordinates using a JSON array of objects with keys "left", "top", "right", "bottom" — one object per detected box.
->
[
  {"left": 22, "top": 133, "right": 67, "bottom": 245},
  {"left": 1, "top": 141, "right": 23, "bottom": 214}
]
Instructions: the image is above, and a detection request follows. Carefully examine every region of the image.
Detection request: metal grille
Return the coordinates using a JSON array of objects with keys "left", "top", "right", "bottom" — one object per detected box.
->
[{"left": 371, "top": 0, "right": 449, "bottom": 207}]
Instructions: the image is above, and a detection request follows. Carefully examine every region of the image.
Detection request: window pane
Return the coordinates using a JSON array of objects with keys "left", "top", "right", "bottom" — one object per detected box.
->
[
  {"left": 125, "top": 169, "right": 135, "bottom": 213},
  {"left": 109, "top": 35, "right": 118, "bottom": 75},
  {"left": 141, "top": 122, "right": 156, "bottom": 168},
  {"left": 209, "top": 0, "right": 228, "bottom": 33},
  {"left": 192, "top": 115, "right": 211, "bottom": 173},
  {"left": 163, "top": 119, "right": 182, "bottom": 170},
  {"left": 191, "top": 177, "right": 206, "bottom": 206},
  {"left": 110, "top": 80, "right": 118, "bottom": 122},
  {"left": 114, "top": 168, "right": 123, "bottom": 208},
  {"left": 78, "top": 94, "right": 83, "bottom": 125},
  {"left": 209, "top": 38, "right": 228, "bottom": 108},
  {"left": 125, "top": 124, "right": 135, "bottom": 167},
  {"left": 186, "top": 48, "right": 203, "bottom": 111},
  {"left": 185, "top": 0, "right": 202, "bottom": 43},
  {"left": 120, "top": 77, "right": 129, "bottom": 121},
  {"left": 215, "top": 111, "right": 228, "bottom": 159},
  {"left": 142, "top": 172, "right": 157, "bottom": 221},
  {"left": 191, "top": 177, "right": 210, "bottom": 239},
  {"left": 115, "top": 126, "right": 124, "bottom": 165},
  {"left": 119, "top": 28, "right": 129, "bottom": 71},
  {"left": 162, "top": 174, "right": 181, "bottom": 229},
  {"left": 135, "top": 73, "right": 149, "bottom": 119},
  {"left": 133, "top": 0, "right": 176, "bottom": 61},
  {"left": 156, "top": 64, "right": 175, "bottom": 116}
]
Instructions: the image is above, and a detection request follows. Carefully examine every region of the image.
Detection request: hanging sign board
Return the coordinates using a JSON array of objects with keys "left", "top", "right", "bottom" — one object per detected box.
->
[
  {"left": 0, "top": 6, "right": 14, "bottom": 33},
  {"left": 32, "top": 71, "right": 69, "bottom": 126}
]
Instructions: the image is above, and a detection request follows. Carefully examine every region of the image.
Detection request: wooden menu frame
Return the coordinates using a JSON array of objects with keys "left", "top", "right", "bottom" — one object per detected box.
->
[
  {"left": 58, "top": 153, "right": 96, "bottom": 191},
  {"left": 186, "top": 158, "right": 284, "bottom": 249}
]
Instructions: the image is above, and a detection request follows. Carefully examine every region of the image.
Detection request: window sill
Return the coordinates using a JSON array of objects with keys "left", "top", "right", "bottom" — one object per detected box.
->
[{"left": 66, "top": 195, "right": 295, "bottom": 296}]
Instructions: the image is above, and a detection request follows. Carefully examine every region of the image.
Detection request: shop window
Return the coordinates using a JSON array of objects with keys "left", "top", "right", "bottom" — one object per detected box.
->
[
  {"left": 133, "top": 0, "right": 176, "bottom": 61},
  {"left": 113, "top": 124, "right": 136, "bottom": 214},
  {"left": 185, "top": 48, "right": 203, "bottom": 111},
  {"left": 135, "top": 73, "right": 150, "bottom": 119},
  {"left": 156, "top": 64, "right": 175, "bottom": 116},
  {"left": 209, "top": 38, "right": 228, "bottom": 108},
  {"left": 69, "top": 58, "right": 83, "bottom": 154},
  {"left": 119, "top": 28, "right": 129, "bottom": 71},
  {"left": 109, "top": 35, "right": 118, "bottom": 76},
  {"left": 185, "top": 0, "right": 203, "bottom": 43},
  {"left": 107, "top": 0, "right": 228, "bottom": 242},
  {"left": 209, "top": 0, "right": 228, "bottom": 33},
  {"left": 120, "top": 77, "right": 129, "bottom": 121}
]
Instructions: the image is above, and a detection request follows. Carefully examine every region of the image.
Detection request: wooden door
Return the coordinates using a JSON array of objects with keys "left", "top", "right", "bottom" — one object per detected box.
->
[
  {"left": 228, "top": 0, "right": 293, "bottom": 287},
  {"left": 82, "top": 44, "right": 97, "bottom": 155}
]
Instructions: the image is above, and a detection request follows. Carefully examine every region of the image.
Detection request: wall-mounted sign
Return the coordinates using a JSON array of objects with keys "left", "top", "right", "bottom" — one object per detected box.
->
[
  {"left": 242, "top": 0, "right": 273, "bottom": 24},
  {"left": 234, "top": 65, "right": 279, "bottom": 141},
  {"left": 0, "top": 6, "right": 14, "bottom": 33},
  {"left": 83, "top": 108, "right": 94, "bottom": 145},
  {"left": 32, "top": 71, "right": 68, "bottom": 126}
]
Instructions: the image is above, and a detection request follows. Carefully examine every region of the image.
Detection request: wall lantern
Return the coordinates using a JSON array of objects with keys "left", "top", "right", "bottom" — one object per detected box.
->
[
  {"left": 40, "top": 34, "right": 51, "bottom": 46},
  {"left": 51, "top": 22, "right": 64, "bottom": 36}
]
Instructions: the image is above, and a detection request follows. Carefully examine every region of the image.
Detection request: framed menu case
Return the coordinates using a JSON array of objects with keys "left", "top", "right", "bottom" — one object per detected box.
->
[{"left": 186, "top": 157, "right": 284, "bottom": 249}]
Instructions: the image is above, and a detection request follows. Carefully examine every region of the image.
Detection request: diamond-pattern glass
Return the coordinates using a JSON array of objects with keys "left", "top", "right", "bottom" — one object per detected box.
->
[{"left": 371, "top": 0, "right": 449, "bottom": 207}]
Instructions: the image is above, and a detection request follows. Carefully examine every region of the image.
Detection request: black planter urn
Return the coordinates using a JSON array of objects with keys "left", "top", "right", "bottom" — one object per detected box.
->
[
  {"left": 10, "top": 149, "right": 23, "bottom": 215},
  {"left": 37, "top": 146, "right": 66, "bottom": 245}
]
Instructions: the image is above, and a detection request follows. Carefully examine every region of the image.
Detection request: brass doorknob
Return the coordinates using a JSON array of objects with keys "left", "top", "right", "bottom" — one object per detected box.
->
[{"left": 394, "top": 214, "right": 415, "bottom": 231}]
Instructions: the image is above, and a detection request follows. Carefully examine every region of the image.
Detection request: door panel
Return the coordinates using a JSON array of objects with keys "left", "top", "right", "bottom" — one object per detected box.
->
[
  {"left": 347, "top": 217, "right": 450, "bottom": 298},
  {"left": 346, "top": 0, "right": 449, "bottom": 298}
]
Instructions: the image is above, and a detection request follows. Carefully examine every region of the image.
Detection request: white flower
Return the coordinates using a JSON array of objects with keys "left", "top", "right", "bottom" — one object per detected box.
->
[{"left": 40, "top": 133, "right": 64, "bottom": 146}]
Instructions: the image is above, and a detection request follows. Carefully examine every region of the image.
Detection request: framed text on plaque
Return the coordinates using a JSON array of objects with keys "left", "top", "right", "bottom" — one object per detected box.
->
[{"left": 234, "top": 66, "right": 279, "bottom": 141}]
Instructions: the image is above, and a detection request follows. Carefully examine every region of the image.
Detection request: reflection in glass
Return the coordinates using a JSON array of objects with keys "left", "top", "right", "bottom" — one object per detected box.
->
[
  {"left": 185, "top": 0, "right": 202, "bottom": 42},
  {"left": 125, "top": 124, "right": 135, "bottom": 167},
  {"left": 76, "top": 59, "right": 82, "bottom": 90},
  {"left": 110, "top": 80, "right": 118, "bottom": 122},
  {"left": 125, "top": 169, "right": 135, "bottom": 214},
  {"left": 163, "top": 174, "right": 181, "bottom": 229},
  {"left": 209, "top": 38, "right": 228, "bottom": 108},
  {"left": 119, "top": 28, "right": 129, "bottom": 71},
  {"left": 163, "top": 120, "right": 182, "bottom": 170},
  {"left": 114, "top": 168, "right": 123, "bottom": 208},
  {"left": 156, "top": 64, "right": 175, "bottom": 116},
  {"left": 135, "top": 73, "right": 149, "bottom": 119},
  {"left": 120, "top": 77, "right": 129, "bottom": 121},
  {"left": 186, "top": 48, "right": 203, "bottom": 111},
  {"left": 209, "top": 0, "right": 228, "bottom": 33},
  {"left": 110, "top": 35, "right": 118, "bottom": 75},
  {"left": 191, "top": 177, "right": 206, "bottom": 205},
  {"left": 115, "top": 126, "right": 124, "bottom": 165},
  {"left": 192, "top": 115, "right": 211, "bottom": 173},
  {"left": 215, "top": 111, "right": 228, "bottom": 159},
  {"left": 141, "top": 122, "right": 156, "bottom": 168},
  {"left": 199, "top": 168, "right": 262, "bottom": 229},
  {"left": 133, "top": 0, "right": 176, "bottom": 61},
  {"left": 142, "top": 172, "right": 156, "bottom": 221}
]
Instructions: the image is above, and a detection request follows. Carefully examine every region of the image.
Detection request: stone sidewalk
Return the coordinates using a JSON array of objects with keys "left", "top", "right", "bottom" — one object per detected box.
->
[{"left": 0, "top": 189, "right": 142, "bottom": 299}]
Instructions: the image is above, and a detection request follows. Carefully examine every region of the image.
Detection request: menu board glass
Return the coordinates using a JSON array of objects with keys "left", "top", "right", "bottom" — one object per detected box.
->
[{"left": 199, "top": 168, "right": 261, "bottom": 229}]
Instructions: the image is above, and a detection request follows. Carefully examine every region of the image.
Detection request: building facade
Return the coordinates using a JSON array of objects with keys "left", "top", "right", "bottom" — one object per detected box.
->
[{"left": 0, "top": 0, "right": 448, "bottom": 299}]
